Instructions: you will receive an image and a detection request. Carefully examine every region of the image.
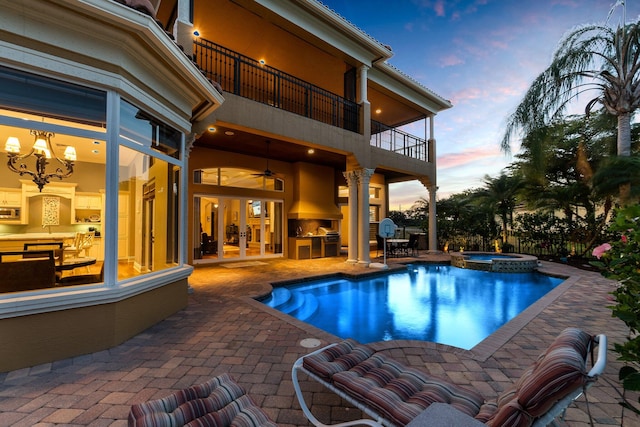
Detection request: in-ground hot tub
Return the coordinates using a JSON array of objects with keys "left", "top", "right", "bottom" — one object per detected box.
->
[{"left": 450, "top": 252, "right": 538, "bottom": 273}]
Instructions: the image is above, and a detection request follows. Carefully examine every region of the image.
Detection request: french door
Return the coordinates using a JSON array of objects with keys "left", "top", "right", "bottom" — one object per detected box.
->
[{"left": 194, "top": 195, "right": 283, "bottom": 263}]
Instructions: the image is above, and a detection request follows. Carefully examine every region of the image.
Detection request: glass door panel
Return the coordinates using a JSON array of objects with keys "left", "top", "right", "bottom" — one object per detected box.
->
[{"left": 194, "top": 196, "right": 282, "bottom": 262}]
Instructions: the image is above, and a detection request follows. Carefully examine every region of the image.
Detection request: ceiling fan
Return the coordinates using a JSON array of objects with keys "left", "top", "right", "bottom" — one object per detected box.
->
[{"left": 252, "top": 140, "right": 278, "bottom": 177}]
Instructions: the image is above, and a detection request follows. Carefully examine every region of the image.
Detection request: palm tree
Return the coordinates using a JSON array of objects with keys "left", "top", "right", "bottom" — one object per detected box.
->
[
  {"left": 474, "top": 173, "right": 523, "bottom": 245},
  {"left": 502, "top": 19, "right": 640, "bottom": 203}
]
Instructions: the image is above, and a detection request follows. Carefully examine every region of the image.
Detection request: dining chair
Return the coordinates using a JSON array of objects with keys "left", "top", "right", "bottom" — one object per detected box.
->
[
  {"left": 64, "top": 231, "right": 95, "bottom": 259},
  {"left": 24, "top": 242, "right": 64, "bottom": 266}
]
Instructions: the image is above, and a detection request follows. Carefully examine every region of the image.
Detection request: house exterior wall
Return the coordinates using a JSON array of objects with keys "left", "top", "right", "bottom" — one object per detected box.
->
[{"left": 0, "top": 0, "right": 222, "bottom": 372}]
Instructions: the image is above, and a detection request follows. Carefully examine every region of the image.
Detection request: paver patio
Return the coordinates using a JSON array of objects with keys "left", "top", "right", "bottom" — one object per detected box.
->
[{"left": 0, "top": 253, "right": 638, "bottom": 426}]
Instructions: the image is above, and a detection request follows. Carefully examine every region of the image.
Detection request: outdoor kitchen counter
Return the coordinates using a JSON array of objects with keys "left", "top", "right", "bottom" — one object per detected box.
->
[
  {"left": 289, "top": 236, "right": 322, "bottom": 260},
  {"left": 289, "top": 235, "right": 339, "bottom": 259}
]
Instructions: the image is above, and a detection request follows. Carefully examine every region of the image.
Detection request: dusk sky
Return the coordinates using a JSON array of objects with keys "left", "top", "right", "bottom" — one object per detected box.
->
[{"left": 319, "top": 0, "right": 639, "bottom": 210}]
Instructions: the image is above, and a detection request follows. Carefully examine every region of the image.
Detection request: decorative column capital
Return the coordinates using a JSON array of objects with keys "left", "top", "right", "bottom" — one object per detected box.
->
[
  {"left": 355, "top": 168, "right": 375, "bottom": 185},
  {"left": 343, "top": 170, "right": 359, "bottom": 186}
]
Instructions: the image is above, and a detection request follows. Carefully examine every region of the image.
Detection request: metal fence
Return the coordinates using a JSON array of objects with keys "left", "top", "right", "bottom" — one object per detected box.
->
[
  {"left": 370, "top": 120, "right": 429, "bottom": 162},
  {"left": 438, "top": 234, "right": 589, "bottom": 258},
  {"left": 193, "top": 39, "right": 360, "bottom": 132}
]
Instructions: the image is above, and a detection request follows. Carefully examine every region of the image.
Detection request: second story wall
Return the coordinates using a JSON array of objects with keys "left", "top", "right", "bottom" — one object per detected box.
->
[{"left": 193, "top": 0, "right": 351, "bottom": 97}]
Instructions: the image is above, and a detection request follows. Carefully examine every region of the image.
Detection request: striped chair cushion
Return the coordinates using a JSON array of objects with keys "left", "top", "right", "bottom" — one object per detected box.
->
[
  {"left": 302, "top": 339, "right": 376, "bottom": 382},
  {"left": 331, "top": 353, "right": 486, "bottom": 426},
  {"left": 485, "top": 328, "right": 593, "bottom": 427},
  {"left": 128, "top": 374, "right": 276, "bottom": 427}
]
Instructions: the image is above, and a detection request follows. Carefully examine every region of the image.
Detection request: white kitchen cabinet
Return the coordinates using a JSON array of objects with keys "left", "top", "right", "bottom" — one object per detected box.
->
[
  {"left": 0, "top": 188, "right": 21, "bottom": 206},
  {"left": 73, "top": 192, "right": 103, "bottom": 224}
]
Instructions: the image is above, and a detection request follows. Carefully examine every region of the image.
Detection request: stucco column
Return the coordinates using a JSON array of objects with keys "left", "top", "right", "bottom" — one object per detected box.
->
[
  {"left": 356, "top": 168, "right": 374, "bottom": 265},
  {"left": 343, "top": 170, "right": 359, "bottom": 264},
  {"left": 357, "top": 65, "right": 371, "bottom": 138},
  {"left": 174, "top": 0, "right": 194, "bottom": 56},
  {"left": 428, "top": 184, "right": 438, "bottom": 252}
]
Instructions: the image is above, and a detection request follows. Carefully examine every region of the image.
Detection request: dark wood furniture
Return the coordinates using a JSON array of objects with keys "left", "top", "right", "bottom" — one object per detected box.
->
[{"left": 0, "top": 250, "right": 57, "bottom": 293}]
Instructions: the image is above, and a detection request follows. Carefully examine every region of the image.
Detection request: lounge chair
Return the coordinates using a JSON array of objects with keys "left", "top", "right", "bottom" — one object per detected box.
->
[
  {"left": 128, "top": 373, "right": 276, "bottom": 427},
  {"left": 292, "top": 328, "right": 606, "bottom": 427}
]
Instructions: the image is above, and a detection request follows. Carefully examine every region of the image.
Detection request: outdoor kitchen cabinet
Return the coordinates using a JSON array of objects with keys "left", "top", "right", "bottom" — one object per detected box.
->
[{"left": 289, "top": 237, "right": 312, "bottom": 260}]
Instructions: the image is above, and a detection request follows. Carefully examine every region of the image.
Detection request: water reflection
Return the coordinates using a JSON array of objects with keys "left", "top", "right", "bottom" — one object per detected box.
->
[{"left": 267, "top": 264, "right": 563, "bottom": 350}]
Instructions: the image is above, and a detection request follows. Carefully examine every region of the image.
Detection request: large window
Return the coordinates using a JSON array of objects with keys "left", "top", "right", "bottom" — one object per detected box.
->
[
  {"left": 0, "top": 67, "right": 107, "bottom": 293},
  {"left": 118, "top": 100, "right": 182, "bottom": 278},
  {"left": 0, "top": 67, "right": 186, "bottom": 293},
  {"left": 194, "top": 167, "right": 284, "bottom": 191}
]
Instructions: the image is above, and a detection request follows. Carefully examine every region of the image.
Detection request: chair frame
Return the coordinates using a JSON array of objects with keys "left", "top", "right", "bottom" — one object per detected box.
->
[
  {"left": 292, "top": 334, "right": 607, "bottom": 427},
  {"left": 292, "top": 344, "right": 391, "bottom": 427}
]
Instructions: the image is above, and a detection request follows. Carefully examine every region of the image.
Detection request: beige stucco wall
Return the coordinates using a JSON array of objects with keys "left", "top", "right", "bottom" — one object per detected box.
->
[{"left": 0, "top": 279, "right": 188, "bottom": 372}]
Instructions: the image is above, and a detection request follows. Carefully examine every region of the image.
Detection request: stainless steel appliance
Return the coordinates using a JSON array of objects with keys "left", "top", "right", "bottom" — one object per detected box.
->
[
  {"left": 0, "top": 207, "right": 20, "bottom": 219},
  {"left": 318, "top": 227, "right": 340, "bottom": 257}
]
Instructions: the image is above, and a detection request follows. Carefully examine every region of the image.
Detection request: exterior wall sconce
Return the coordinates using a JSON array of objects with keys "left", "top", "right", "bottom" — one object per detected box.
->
[{"left": 4, "top": 130, "right": 76, "bottom": 192}]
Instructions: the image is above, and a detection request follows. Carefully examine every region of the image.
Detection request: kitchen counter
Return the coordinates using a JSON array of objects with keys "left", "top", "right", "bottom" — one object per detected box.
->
[
  {"left": 0, "top": 233, "right": 76, "bottom": 253},
  {"left": 289, "top": 235, "right": 340, "bottom": 259},
  {"left": 289, "top": 236, "right": 321, "bottom": 259},
  {"left": 0, "top": 233, "right": 76, "bottom": 241}
]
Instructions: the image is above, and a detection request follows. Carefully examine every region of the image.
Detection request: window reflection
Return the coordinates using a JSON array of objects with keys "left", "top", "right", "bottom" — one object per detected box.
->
[
  {"left": 119, "top": 101, "right": 181, "bottom": 159},
  {"left": 118, "top": 146, "right": 180, "bottom": 278}
]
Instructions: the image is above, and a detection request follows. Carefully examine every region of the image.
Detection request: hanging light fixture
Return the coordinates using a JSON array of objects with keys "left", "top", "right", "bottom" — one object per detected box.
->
[{"left": 4, "top": 130, "right": 76, "bottom": 192}]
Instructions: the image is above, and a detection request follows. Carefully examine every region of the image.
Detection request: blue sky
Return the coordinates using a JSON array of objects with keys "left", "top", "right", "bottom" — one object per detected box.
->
[{"left": 319, "top": 0, "right": 638, "bottom": 210}]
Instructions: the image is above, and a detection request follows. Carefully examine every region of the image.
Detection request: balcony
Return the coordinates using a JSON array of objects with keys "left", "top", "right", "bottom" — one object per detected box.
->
[
  {"left": 371, "top": 120, "right": 430, "bottom": 162},
  {"left": 193, "top": 39, "right": 359, "bottom": 133}
]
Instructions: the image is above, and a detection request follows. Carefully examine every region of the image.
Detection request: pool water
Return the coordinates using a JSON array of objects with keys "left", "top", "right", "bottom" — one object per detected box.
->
[{"left": 262, "top": 264, "right": 563, "bottom": 349}]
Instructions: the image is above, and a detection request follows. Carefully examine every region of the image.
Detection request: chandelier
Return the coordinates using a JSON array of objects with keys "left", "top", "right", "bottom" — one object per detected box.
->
[{"left": 4, "top": 130, "right": 76, "bottom": 192}]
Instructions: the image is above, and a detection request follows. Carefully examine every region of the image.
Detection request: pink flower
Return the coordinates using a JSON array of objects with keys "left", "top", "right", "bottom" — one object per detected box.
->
[
  {"left": 593, "top": 243, "right": 612, "bottom": 259},
  {"left": 621, "top": 235, "right": 628, "bottom": 243}
]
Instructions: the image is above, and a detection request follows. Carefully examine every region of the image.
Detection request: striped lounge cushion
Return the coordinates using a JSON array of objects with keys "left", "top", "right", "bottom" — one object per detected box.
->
[
  {"left": 332, "top": 353, "right": 485, "bottom": 426},
  {"left": 485, "top": 328, "right": 593, "bottom": 427},
  {"left": 302, "top": 340, "right": 485, "bottom": 426},
  {"left": 128, "top": 373, "right": 277, "bottom": 427},
  {"left": 302, "top": 339, "right": 376, "bottom": 382}
]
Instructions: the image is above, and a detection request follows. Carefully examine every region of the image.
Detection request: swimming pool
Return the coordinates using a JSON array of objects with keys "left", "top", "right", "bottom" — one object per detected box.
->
[{"left": 262, "top": 264, "right": 563, "bottom": 349}]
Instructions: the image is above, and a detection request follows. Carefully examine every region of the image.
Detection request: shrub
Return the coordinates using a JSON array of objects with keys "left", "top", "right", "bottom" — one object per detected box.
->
[{"left": 591, "top": 204, "right": 640, "bottom": 414}]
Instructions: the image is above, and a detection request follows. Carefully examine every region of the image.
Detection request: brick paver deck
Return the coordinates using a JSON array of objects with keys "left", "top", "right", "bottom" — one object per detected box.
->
[{"left": 0, "top": 253, "right": 637, "bottom": 426}]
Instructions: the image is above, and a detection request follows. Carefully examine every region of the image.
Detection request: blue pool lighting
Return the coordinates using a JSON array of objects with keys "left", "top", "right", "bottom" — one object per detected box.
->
[{"left": 262, "top": 264, "right": 563, "bottom": 350}]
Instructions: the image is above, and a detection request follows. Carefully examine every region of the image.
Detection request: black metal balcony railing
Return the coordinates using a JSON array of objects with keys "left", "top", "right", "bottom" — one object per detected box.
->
[
  {"left": 371, "top": 120, "right": 430, "bottom": 162},
  {"left": 193, "top": 39, "right": 359, "bottom": 132}
]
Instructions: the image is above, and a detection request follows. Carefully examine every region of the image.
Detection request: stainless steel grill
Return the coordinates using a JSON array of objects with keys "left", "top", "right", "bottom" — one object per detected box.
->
[{"left": 318, "top": 227, "right": 340, "bottom": 242}]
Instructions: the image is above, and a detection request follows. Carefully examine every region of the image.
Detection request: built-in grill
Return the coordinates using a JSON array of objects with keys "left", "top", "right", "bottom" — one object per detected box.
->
[
  {"left": 317, "top": 227, "right": 340, "bottom": 242},
  {"left": 317, "top": 227, "right": 340, "bottom": 257}
]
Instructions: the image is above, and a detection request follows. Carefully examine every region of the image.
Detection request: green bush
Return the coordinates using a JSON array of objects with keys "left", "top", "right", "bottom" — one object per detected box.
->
[{"left": 591, "top": 204, "right": 640, "bottom": 414}]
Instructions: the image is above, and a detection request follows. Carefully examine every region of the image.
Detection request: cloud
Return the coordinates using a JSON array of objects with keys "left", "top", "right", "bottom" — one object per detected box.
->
[
  {"left": 439, "top": 54, "right": 465, "bottom": 67},
  {"left": 433, "top": 0, "right": 445, "bottom": 16},
  {"left": 438, "top": 146, "right": 503, "bottom": 169}
]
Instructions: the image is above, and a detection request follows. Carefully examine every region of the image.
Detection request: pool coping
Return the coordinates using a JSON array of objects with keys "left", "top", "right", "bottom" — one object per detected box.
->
[{"left": 246, "top": 260, "right": 576, "bottom": 362}]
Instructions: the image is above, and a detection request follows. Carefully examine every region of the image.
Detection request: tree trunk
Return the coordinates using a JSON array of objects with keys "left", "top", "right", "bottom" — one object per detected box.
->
[
  {"left": 618, "top": 112, "right": 632, "bottom": 156},
  {"left": 617, "top": 112, "right": 632, "bottom": 204}
]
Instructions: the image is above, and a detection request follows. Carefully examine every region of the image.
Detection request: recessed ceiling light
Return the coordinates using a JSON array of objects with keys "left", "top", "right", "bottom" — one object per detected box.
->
[
  {"left": 259, "top": 59, "right": 266, "bottom": 65},
  {"left": 92, "top": 149, "right": 99, "bottom": 154},
  {"left": 208, "top": 126, "right": 216, "bottom": 132},
  {"left": 225, "top": 131, "right": 235, "bottom": 136},
  {"left": 307, "top": 148, "right": 315, "bottom": 154},
  {"left": 375, "top": 108, "right": 382, "bottom": 114},
  {"left": 93, "top": 141, "right": 100, "bottom": 145}
]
